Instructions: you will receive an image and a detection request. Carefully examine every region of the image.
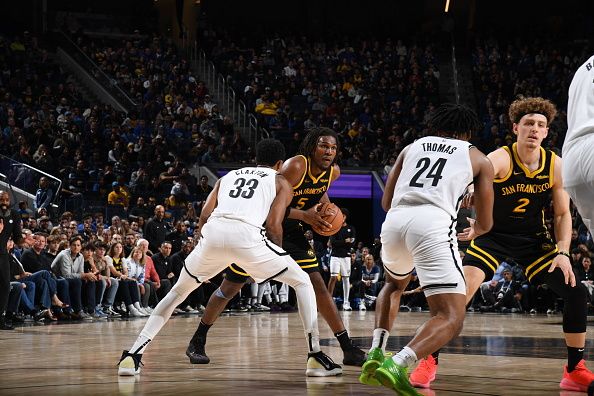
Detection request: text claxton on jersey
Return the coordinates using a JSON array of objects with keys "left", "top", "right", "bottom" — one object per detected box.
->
[
  {"left": 234, "top": 169, "right": 271, "bottom": 178},
  {"left": 421, "top": 142, "right": 458, "bottom": 155}
]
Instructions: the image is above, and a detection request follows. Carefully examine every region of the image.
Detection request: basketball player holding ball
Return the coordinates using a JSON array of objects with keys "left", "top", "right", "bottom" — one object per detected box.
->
[{"left": 186, "top": 128, "right": 367, "bottom": 370}]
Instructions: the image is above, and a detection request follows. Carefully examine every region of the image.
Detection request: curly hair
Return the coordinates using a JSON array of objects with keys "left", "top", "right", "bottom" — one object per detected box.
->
[
  {"left": 508, "top": 96, "right": 557, "bottom": 125},
  {"left": 298, "top": 127, "right": 339, "bottom": 159}
]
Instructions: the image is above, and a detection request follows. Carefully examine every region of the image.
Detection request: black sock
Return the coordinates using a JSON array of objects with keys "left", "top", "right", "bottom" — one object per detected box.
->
[
  {"left": 334, "top": 330, "right": 352, "bottom": 351},
  {"left": 191, "top": 320, "right": 212, "bottom": 343},
  {"left": 567, "top": 346, "right": 584, "bottom": 372},
  {"left": 431, "top": 349, "right": 441, "bottom": 364}
]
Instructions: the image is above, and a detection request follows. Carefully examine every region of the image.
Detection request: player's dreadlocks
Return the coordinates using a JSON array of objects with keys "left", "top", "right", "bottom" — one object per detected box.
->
[
  {"left": 298, "top": 127, "right": 339, "bottom": 162},
  {"left": 428, "top": 103, "right": 482, "bottom": 138}
]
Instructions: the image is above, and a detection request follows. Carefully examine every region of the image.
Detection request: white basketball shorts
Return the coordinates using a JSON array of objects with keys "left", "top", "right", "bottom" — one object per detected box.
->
[
  {"left": 380, "top": 205, "right": 466, "bottom": 297},
  {"left": 185, "top": 217, "right": 298, "bottom": 284},
  {"left": 563, "top": 138, "right": 594, "bottom": 234},
  {"left": 330, "top": 256, "right": 351, "bottom": 277}
]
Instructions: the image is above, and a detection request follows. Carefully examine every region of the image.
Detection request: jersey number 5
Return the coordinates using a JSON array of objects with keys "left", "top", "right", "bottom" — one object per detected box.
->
[
  {"left": 229, "top": 178, "right": 259, "bottom": 199},
  {"left": 409, "top": 157, "right": 447, "bottom": 188}
]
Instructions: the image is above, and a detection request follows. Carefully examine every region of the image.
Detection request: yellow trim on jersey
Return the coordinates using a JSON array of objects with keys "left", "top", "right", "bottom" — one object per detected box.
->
[
  {"left": 228, "top": 264, "right": 250, "bottom": 277},
  {"left": 549, "top": 152, "right": 556, "bottom": 187},
  {"left": 295, "top": 258, "right": 317, "bottom": 263},
  {"left": 292, "top": 155, "right": 308, "bottom": 189},
  {"left": 307, "top": 158, "right": 329, "bottom": 184},
  {"left": 469, "top": 240, "right": 499, "bottom": 270},
  {"left": 300, "top": 263, "right": 319, "bottom": 269},
  {"left": 525, "top": 247, "right": 558, "bottom": 274},
  {"left": 527, "top": 259, "right": 554, "bottom": 282},
  {"left": 511, "top": 143, "right": 546, "bottom": 178},
  {"left": 327, "top": 165, "right": 334, "bottom": 190},
  {"left": 494, "top": 146, "right": 513, "bottom": 183},
  {"left": 466, "top": 249, "right": 498, "bottom": 274}
]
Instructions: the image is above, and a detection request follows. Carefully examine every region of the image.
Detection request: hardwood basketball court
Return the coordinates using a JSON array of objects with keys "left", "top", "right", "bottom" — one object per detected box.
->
[{"left": 0, "top": 311, "right": 591, "bottom": 395}]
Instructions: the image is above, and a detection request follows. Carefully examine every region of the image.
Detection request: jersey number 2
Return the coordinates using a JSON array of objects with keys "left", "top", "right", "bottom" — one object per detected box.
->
[
  {"left": 229, "top": 178, "right": 259, "bottom": 199},
  {"left": 513, "top": 198, "right": 530, "bottom": 213},
  {"left": 409, "top": 157, "right": 447, "bottom": 187}
]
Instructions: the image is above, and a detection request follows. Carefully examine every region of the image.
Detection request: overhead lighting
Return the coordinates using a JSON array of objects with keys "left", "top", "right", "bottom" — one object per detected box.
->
[{"left": 445, "top": 0, "right": 450, "bottom": 12}]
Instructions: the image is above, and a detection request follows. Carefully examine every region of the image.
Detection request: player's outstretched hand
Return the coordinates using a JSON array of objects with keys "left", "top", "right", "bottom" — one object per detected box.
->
[
  {"left": 460, "top": 191, "right": 474, "bottom": 209},
  {"left": 302, "top": 204, "right": 331, "bottom": 231},
  {"left": 548, "top": 254, "right": 576, "bottom": 287},
  {"left": 457, "top": 218, "right": 477, "bottom": 241}
]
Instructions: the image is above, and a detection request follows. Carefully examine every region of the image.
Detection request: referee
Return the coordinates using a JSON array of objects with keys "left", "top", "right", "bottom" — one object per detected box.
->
[{"left": 0, "top": 191, "right": 34, "bottom": 330}]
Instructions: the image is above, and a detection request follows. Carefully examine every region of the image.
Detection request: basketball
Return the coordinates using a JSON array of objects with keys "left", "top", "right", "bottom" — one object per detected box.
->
[{"left": 311, "top": 202, "right": 344, "bottom": 236}]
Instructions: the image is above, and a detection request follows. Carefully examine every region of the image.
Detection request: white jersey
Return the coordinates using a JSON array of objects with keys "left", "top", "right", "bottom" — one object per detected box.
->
[
  {"left": 210, "top": 166, "right": 277, "bottom": 228},
  {"left": 390, "top": 136, "right": 473, "bottom": 218},
  {"left": 564, "top": 54, "right": 594, "bottom": 150}
]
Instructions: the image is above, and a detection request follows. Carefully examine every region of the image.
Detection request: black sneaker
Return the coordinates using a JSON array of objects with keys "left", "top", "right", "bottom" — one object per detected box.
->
[
  {"left": 342, "top": 345, "right": 366, "bottom": 366},
  {"left": 0, "top": 315, "right": 14, "bottom": 330},
  {"left": 118, "top": 350, "right": 144, "bottom": 376},
  {"left": 306, "top": 351, "right": 342, "bottom": 377},
  {"left": 186, "top": 338, "right": 210, "bottom": 364}
]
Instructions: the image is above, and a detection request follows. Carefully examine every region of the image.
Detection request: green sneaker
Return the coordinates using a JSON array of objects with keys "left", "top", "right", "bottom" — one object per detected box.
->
[
  {"left": 375, "top": 358, "right": 420, "bottom": 395},
  {"left": 359, "top": 347, "right": 385, "bottom": 386}
]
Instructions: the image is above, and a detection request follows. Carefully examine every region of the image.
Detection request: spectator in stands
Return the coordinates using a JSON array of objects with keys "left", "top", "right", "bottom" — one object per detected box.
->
[
  {"left": 137, "top": 238, "right": 162, "bottom": 307},
  {"left": 81, "top": 243, "right": 107, "bottom": 318},
  {"left": 50, "top": 236, "right": 92, "bottom": 320},
  {"left": 353, "top": 254, "right": 380, "bottom": 311},
  {"left": 145, "top": 205, "right": 168, "bottom": 252},
  {"left": 20, "top": 232, "right": 70, "bottom": 312},
  {"left": 106, "top": 242, "right": 145, "bottom": 317},
  {"left": 480, "top": 268, "right": 523, "bottom": 313},
  {"left": 151, "top": 241, "right": 175, "bottom": 299},
  {"left": 93, "top": 241, "right": 120, "bottom": 317},
  {"left": 125, "top": 246, "right": 151, "bottom": 315},
  {"left": 107, "top": 182, "right": 129, "bottom": 211},
  {"left": 575, "top": 255, "right": 594, "bottom": 302}
]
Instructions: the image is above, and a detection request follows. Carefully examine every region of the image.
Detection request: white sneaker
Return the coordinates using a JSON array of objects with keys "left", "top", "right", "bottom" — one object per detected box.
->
[
  {"left": 358, "top": 302, "right": 366, "bottom": 311},
  {"left": 306, "top": 351, "right": 342, "bottom": 377},
  {"left": 128, "top": 306, "right": 144, "bottom": 317},
  {"left": 342, "top": 302, "right": 352, "bottom": 311},
  {"left": 182, "top": 305, "right": 200, "bottom": 314},
  {"left": 118, "top": 350, "right": 142, "bottom": 376}
]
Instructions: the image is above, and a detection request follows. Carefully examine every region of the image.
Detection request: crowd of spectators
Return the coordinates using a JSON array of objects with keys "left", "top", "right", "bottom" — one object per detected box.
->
[
  {"left": 470, "top": 35, "right": 593, "bottom": 154},
  {"left": 2, "top": 26, "right": 594, "bottom": 324},
  {"left": 199, "top": 29, "right": 440, "bottom": 168}
]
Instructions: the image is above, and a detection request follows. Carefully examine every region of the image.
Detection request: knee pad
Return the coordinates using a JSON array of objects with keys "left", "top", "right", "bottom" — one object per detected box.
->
[
  {"left": 214, "top": 287, "right": 231, "bottom": 300},
  {"left": 542, "top": 269, "right": 588, "bottom": 333}
]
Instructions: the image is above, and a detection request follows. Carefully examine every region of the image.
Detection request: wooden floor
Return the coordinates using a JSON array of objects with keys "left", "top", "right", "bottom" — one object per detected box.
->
[{"left": 1, "top": 310, "right": 593, "bottom": 395}]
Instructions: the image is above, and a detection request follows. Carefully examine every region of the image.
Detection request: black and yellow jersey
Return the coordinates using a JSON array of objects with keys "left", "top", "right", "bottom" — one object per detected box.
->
[
  {"left": 491, "top": 143, "right": 555, "bottom": 235},
  {"left": 283, "top": 155, "right": 334, "bottom": 235}
]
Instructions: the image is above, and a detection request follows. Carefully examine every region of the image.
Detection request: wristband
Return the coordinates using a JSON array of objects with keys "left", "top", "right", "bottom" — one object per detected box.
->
[{"left": 557, "top": 251, "right": 570, "bottom": 258}]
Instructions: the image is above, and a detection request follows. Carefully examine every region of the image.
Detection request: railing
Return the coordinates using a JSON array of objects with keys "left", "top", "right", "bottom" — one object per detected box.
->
[
  {"left": 191, "top": 47, "right": 264, "bottom": 148},
  {"left": 0, "top": 154, "right": 62, "bottom": 212},
  {"left": 450, "top": 32, "right": 461, "bottom": 105},
  {"left": 56, "top": 30, "right": 139, "bottom": 113}
]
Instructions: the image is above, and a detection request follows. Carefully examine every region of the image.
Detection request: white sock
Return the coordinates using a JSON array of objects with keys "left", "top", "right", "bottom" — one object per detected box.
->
[
  {"left": 342, "top": 277, "right": 350, "bottom": 304},
  {"left": 371, "top": 328, "right": 389, "bottom": 352},
  {"left": 392, "top": 346, "right": 418, "bottom": 368},
  {"left": 129, "top": 334, "right": 152, "bottom": 355}
]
